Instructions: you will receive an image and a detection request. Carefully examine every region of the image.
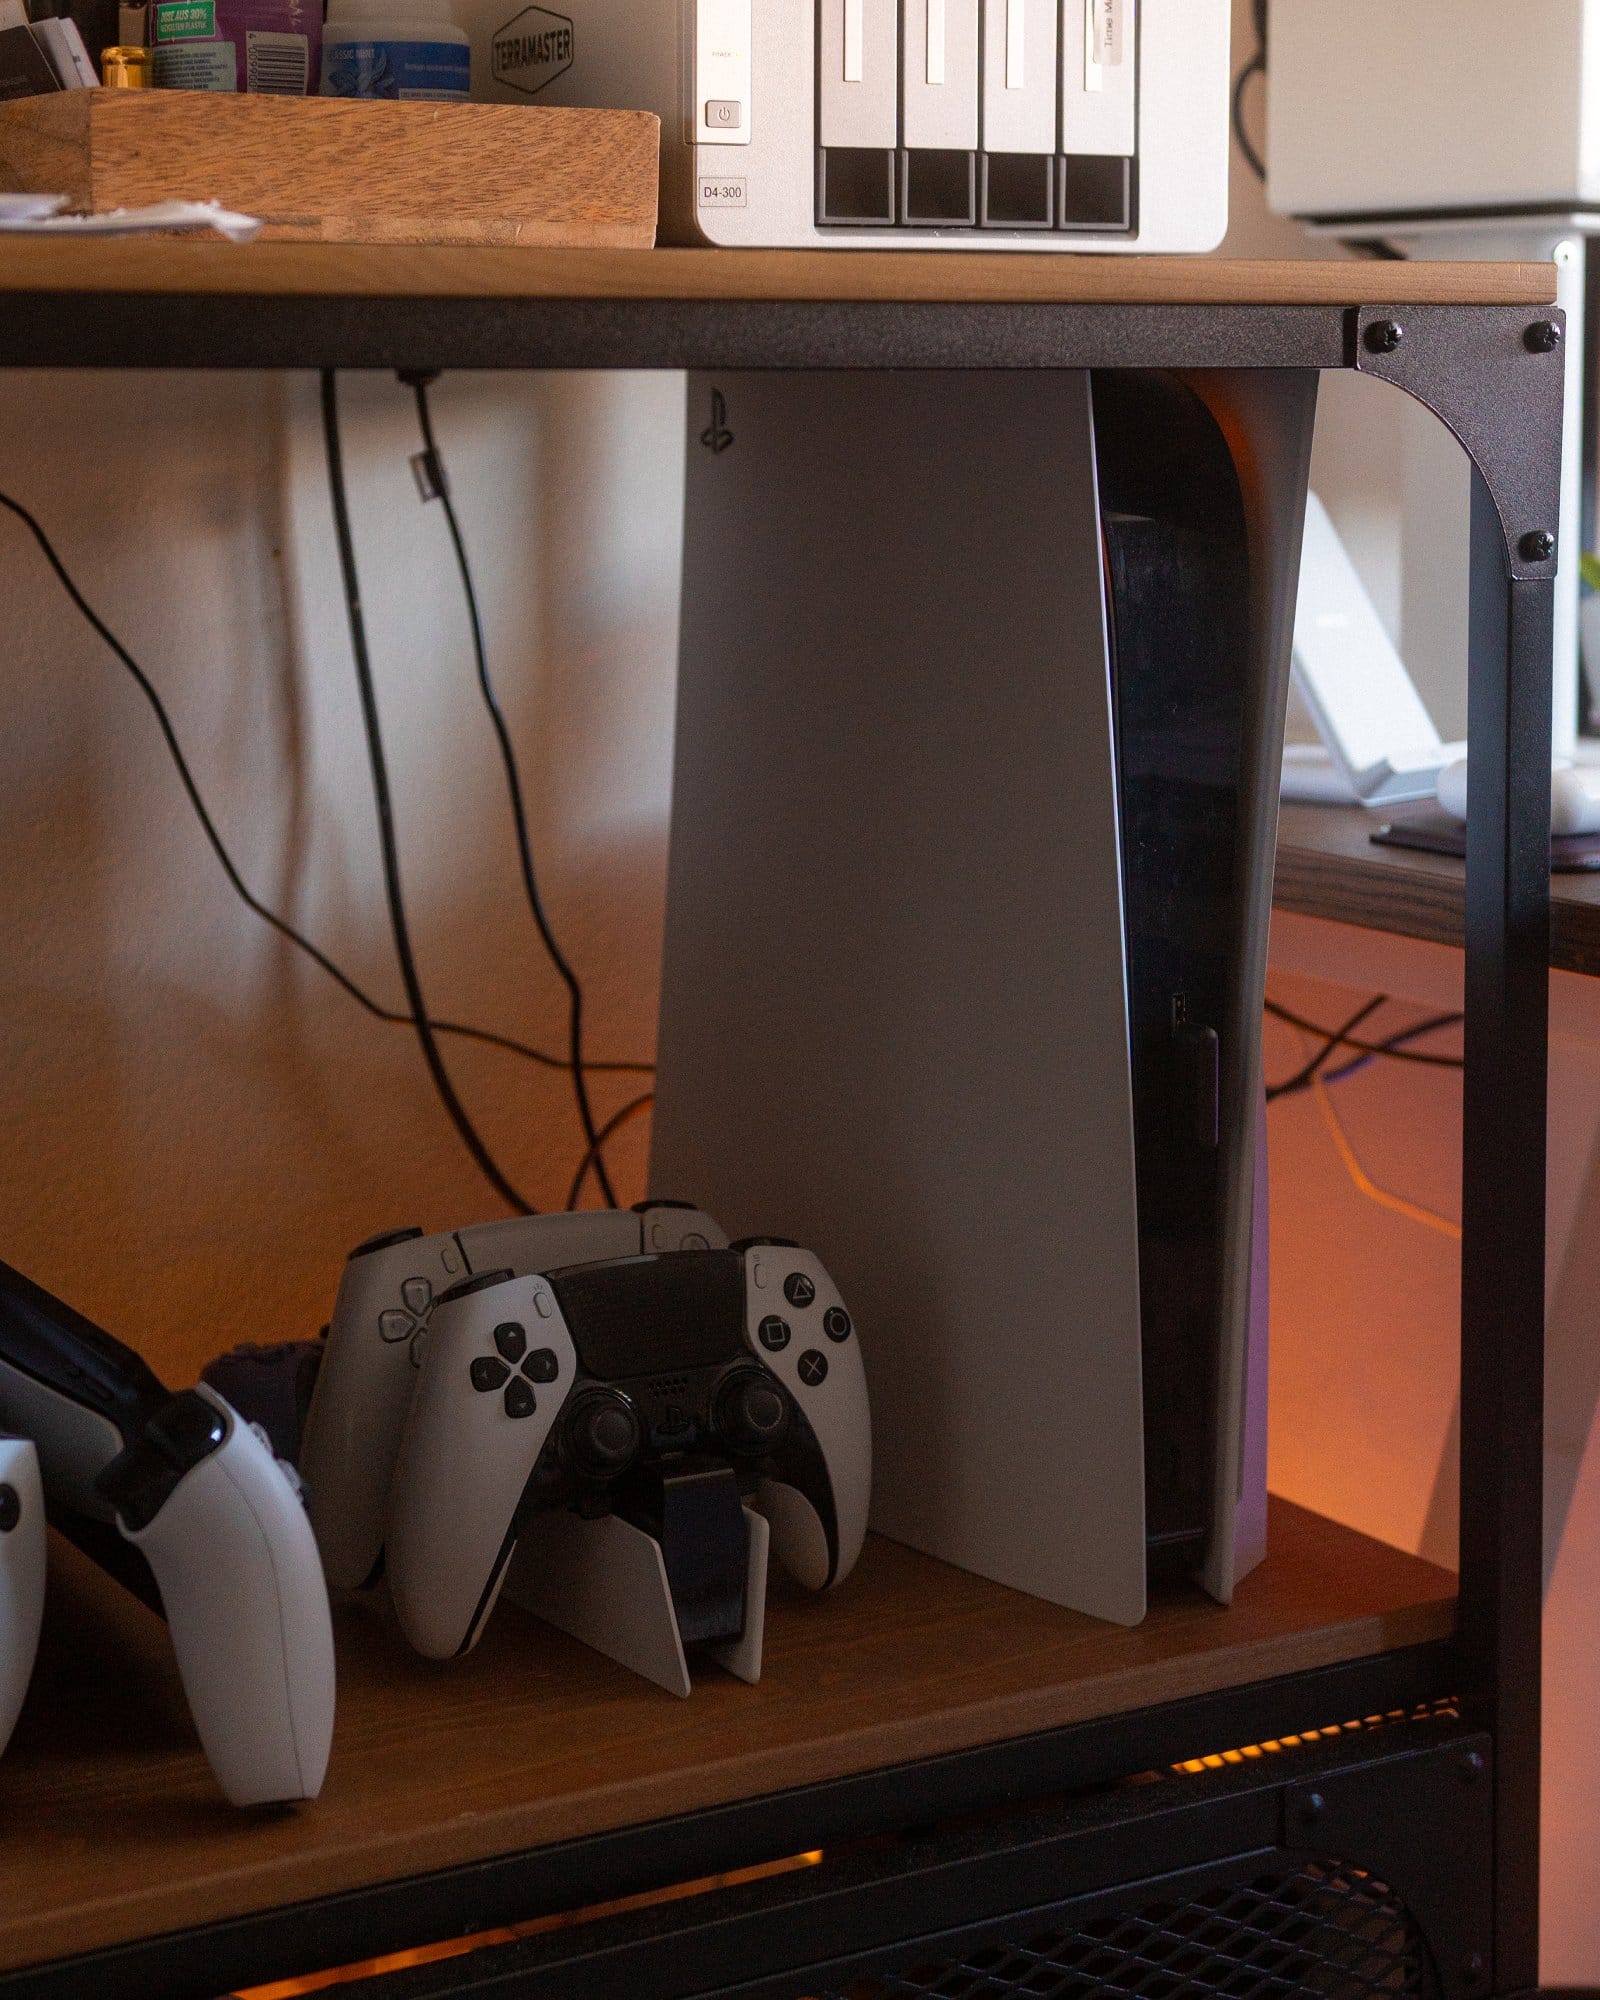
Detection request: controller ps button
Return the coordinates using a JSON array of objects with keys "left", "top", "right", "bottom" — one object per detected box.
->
[
  {"left": 758, "top": 1316, "right": 790, "bottom": 1352},
  {"left": 470, "top": 1356, "right": 511, "bottom": 1393},
  {"left": 493, "top": 1322, "right": 527, "bottom": 1363},
  {"left": 504, "top": 1378, "right": 537, "bottom": 1420},
  {"left": 523, "top": 1348, "right": 560, "bottom": 1384},
  {"left": 783, "top": 1273, "right": 816, "bottom": 1309},
  {"left": 824, "top": 1307, "right": 853, "bottom": 1343},
  {"left": 798, "top": 1350, "right": 829, "bottom": 1388}
]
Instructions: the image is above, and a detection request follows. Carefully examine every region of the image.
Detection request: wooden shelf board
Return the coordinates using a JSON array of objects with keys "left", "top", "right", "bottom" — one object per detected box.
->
[
  {"left": 0, "top": 1497, "right": 1453, "bottom": 1976},
  {"left": 0, "top": 241, "right": 1557, "bottom": 307},
  {"left": 1274, "top": 801, "right": 1600, "bottom": 976}
]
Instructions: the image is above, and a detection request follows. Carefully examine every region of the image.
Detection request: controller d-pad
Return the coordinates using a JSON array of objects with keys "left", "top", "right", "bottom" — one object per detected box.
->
[
  {"left": 402, "top": 1277, "right": 433, "bottom": 1316},
  {"left": 504, "top": 1377, "right": 537, "bottom": 1420},
  {"left": 0, "top": 1485, "right": 18, "bottom": 1534},
  {"left": 379, "top": 1309, "right": 414, "bottom": 1343},
  {"left": 783, "top": 1272, "right": 816, "bottom": 1309},
  {"left": 824, "top": 1307, "right": 853, "bottom": 1342},
  {"left": 758, "top": 1315, "right": 790, "bottom": 1352},
  {"left": 798, "top": 1349, "right": 829, "bottom": 1388},
  {"left": 381, "top": 1277, "right": 435, "bottom": 1346},
  {"left": 523, "top": 1348, "right": 559, "bottom": 1384},
  {"left": 471, "top": 1356, "right": 510, "bottom": 1393},
  {"left": 494, "top": 1322, "right": 526, "bottom": 1364}
]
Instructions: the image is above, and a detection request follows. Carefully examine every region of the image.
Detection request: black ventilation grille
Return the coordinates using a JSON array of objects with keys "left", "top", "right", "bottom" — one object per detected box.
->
[{"left": 799, "top": 1862, "right": 1431, "bottom": 2000}]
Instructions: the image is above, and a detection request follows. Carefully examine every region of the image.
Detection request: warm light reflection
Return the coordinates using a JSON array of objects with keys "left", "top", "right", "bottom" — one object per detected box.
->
[
  {"left": 1171, "top": 1701, "right": 1459, "bottom": 1777},
  {"left": 233, "top": 1853, "right": 824, "bottom": 1998}
]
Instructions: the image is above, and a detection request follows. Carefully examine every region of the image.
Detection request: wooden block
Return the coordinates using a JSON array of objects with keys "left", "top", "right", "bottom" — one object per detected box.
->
[{"left": 0, "top": 93, "right": 659, "bottom": 246}]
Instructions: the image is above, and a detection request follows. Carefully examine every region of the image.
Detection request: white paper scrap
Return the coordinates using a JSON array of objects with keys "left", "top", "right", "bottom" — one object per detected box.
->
[{"left": 0, "top": 199, "right": 263, "bottom": 240}]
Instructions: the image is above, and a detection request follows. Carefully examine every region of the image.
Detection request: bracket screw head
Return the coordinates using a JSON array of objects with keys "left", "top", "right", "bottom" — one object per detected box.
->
[
  {"left": 1459, "top": 1749, "right": 1486, "bottom": 1783},
  {"left": 1296, "top": 1792, "right": 1326, "bottom": 1826},
  {"left": 1366, "top": 320, "right": 1405, "bottom": 354},
  {"left": 1521, "top": 530, "right": 1558, "bottom": 562},
  {"left": 1460, "top": 1954, "right": 1486, "bottom": 1986},
  {"left": 1526, "top": 319, "right": 1563, "bottom": 353}
]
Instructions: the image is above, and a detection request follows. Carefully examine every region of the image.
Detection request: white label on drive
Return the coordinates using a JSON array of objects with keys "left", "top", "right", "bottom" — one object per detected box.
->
[
  {"left": 1006, "top": 0, "right": 1024, "bottom": 87},
  {"left": 699, "top": 175, "right": 748, "bottom": 208},
  {"left": 927, "top": 0, "right": 945, "bottom": 83},
  {"left": 844, "top": 0, "right": 864, "bottom": 80},
  {"left": 1085, "top": 0, "right": 1123, "bottom": 89}
]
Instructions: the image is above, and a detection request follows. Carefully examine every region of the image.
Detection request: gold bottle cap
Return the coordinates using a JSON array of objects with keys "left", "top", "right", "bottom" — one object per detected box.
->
[{"left": 102, "top": 45, "right": 155, "bottom": 85}]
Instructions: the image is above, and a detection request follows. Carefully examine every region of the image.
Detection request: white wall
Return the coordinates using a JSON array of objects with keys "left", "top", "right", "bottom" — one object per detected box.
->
[{"left": 0, "top": 367, "right": 685, "bottom": 1382}]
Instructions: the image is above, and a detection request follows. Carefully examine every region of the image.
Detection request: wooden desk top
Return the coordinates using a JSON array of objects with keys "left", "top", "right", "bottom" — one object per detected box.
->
[
  {"left": 1274, "top": 801, "right": 1600, "bottom": 977},
  {"left": 0, "top": 1499, "right": 1452, "bottom": 1977},
  {"left": 0, "top": 242, "right": 1559, "bottom": 306}
]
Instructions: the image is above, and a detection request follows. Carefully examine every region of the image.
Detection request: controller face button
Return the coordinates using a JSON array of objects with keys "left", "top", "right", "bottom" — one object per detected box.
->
[
  {"left": 798, "top": 1349, "right": 829, "bottom": 1388},
  {"left": 493, "top": 1322, "right": 527, "bottom": 1364},
  {"left": 824, "top": 1307, "right": 853, "bottom": 1343},
  {"left": 470, "top": 1356, "right": 511, "bottom": 1393},
  {"left": 401, "top": 1278, "right": 433, "bottom": 1316},
  {"left": 379, "top": 1309, "right": 414, "bottom": 1343},
  {"left": 784, "top": 1272, "right": 817, "bottom": 1309},
  {"left": 503, "top": 1378, "right": 537, "bottom": 1420},
  {"left": 0, "top": 1484, "right": 18, "bottom": 1533},
  {"left": 758, "top": 1315, "right": 791, "bottom": 1352},
  {"left": 523, "top": 1348, "right": 560, "bottom": 1384}
]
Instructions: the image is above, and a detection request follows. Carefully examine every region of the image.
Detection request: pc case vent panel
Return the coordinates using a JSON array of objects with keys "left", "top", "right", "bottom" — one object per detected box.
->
[{"left": 798, "top": 1862, "right": 1432, "bottom": 2000}]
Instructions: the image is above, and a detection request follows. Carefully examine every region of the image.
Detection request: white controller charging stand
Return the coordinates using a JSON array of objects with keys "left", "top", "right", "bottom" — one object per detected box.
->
[{"left": 0, "top": 1435, "right": 45, "bottom": 1760}]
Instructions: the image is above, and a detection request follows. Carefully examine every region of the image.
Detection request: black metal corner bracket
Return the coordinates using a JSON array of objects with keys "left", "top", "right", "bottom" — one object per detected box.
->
[
  {"left": 1352, "top": 305, "right": 1567, "bottom": 581},
  {"left": 1282, "top": 1733, "right": 1495, "bottom": 2000}
]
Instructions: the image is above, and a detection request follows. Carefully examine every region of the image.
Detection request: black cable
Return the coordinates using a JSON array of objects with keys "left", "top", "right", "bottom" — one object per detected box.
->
[
  {"left": 565, "top": 1092, "right": 654, "bottom": 1212},
  {"left": 1264, "top": 996, "right": 1465, "bottom": 1070},
  {"left": 321, "top": 370, "right": 534, "bottom": 1215},
  {"left": 405, "top": 371, "right": 620, "bottom": 1208},
  {"left": 1266, "top": 994, "right": 1385, "bottom": 1103},
  {"left": 1230, "top": 0, "right": 1268, "bottom": 183},
  {"left": 1319, "top": 1010, "right": 1464, "bottom": 1089},
  {"left": 0, "top": 488, "right": 653, "bottom": 1086}
]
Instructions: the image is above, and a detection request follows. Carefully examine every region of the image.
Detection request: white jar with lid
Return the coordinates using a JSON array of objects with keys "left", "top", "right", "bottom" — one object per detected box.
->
[{"left": 321, "top": 0, "right": 469, "bottom": 100}]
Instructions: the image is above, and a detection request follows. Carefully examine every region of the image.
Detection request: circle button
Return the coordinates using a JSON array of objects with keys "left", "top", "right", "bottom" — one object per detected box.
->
[
  {"left": 758, "top": 1315, "right": 790, "bottom": 1352},
  {"left": 823, "top": 1307, "right": 853, "bottom": 1343},
  {"left": 798, "top": 1349, "right": 829, "bottom": 1388},
  {"left": 783, "top": 1272, "right": 816, "bottom": 1309},
  {"left": 0, "top": 1485, "right": 17, "bottom": 1534}
]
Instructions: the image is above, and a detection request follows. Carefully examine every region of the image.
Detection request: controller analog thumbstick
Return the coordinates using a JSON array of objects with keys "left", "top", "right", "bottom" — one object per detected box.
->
[
  {"left": 564, "top": 1390, "right": 642, "bottom": 1481},
  {"left": 715, "top": 1369, "right": 791, "bottom": 1457}
]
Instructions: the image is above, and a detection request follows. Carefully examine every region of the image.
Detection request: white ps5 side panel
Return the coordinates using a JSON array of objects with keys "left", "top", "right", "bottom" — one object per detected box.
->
[{"left": 651, "top": 371, "right": 1149, "bottom": 1626}]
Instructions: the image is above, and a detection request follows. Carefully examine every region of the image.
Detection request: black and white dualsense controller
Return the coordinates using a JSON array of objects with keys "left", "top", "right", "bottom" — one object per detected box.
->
[
  {"left": 0, "top": 1433, "right": 44, "bottom": 1763},
  {"left": 300, "top": 1204, "right": 727, "bottom": 1592},
  {"left": 384, "top": 1243, "right": 871, "bottom": 1659},
  {"left": 0, "top": 1258, "right": 335, "bottom": 1806}
]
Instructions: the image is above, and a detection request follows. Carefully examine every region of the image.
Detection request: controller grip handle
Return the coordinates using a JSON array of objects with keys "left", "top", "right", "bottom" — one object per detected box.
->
[{"left": 125, "top": 1390, "right": 335, "bottom": 1805}]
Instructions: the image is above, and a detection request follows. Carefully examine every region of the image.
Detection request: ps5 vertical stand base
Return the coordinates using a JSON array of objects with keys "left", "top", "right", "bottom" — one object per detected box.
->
[{"left": 505, "top": 1506, "right": 770, "bottom": 1698}]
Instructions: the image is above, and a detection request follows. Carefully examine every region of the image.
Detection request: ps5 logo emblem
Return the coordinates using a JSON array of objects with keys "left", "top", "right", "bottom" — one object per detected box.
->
[{"left": 700, "top": 389, "right": 734, "bottom": 455}]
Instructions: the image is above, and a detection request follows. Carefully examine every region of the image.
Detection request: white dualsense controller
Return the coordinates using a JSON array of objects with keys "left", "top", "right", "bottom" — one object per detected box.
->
[
  {"left": 0, "top": 1258, "right": 335, "bottom": 1807},
  {"left": 385, "top": 1242, "right": 871, "bottom": 1660},
  {"left": 0, "top": 1435, "right": 45, "bottom": 1762},
  {"left": 299, "top": 1203, "right": 727, "bottom": 1592}
]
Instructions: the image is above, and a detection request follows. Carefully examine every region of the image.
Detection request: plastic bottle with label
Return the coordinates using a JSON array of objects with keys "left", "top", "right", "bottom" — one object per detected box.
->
[{"left": 321, "top": 0, "right": 469, "bottom": 100}]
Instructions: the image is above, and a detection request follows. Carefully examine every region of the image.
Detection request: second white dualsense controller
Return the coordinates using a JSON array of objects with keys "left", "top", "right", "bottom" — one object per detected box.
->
[
  {"left": 300, "top": 1204, "right": 727, "bottom": 1591},
  {"left": 0, "top": 1435, "right": 45, "bottom": 1763}
]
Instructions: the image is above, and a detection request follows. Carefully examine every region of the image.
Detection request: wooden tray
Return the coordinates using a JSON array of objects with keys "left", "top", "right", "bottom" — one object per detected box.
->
[{"left": 0, "top": 92, "right": 659, "bottom": 245}]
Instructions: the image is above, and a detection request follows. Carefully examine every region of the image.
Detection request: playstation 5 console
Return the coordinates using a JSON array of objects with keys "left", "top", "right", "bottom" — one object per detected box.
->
[{"left": 650, "top": 367, "right": 1313, "bottom": 1623}]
